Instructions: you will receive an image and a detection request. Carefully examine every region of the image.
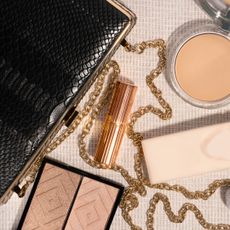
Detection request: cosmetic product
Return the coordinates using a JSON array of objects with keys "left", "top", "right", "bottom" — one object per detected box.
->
[
  {"left": 17, "top": 158, "right": 124, "bottom": 230},
  {"left": 94, "top": 80, "right": 137, "bottom": 167},
  {"left": 142, "top": 122, "right": 230, "bottom": 183},
  {"left": 167, "top": 0, "right": 230, "bottom": 108}
]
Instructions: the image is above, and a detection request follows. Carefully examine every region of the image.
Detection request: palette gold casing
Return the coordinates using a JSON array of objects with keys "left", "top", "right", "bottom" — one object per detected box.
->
[{"left": 0, "top": 0, "right": 136, "bottom": 205}]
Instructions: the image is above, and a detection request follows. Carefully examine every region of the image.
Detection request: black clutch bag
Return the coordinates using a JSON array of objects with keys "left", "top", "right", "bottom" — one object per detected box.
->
[{"left": 0, "top": 0, "right": 135, "bottom": 204}]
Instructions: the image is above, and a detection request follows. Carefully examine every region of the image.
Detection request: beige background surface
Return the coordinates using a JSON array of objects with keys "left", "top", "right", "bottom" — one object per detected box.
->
[{"left": 1, "top": 0, "right": 230, "bottom": 229}]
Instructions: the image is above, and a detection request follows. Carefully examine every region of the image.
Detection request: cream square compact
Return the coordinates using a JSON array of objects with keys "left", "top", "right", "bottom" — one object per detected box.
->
[
  {"left": 17, "top": 157, "right": 124, "bottom": 230},
  {"left": 167, "top": 0, "right": 230, "bottom": 109}
]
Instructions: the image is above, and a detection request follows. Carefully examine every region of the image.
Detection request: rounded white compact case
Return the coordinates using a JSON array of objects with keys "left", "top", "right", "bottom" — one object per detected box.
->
[{"left": 167, "top": 0, "right": 230, "bottom": 109}]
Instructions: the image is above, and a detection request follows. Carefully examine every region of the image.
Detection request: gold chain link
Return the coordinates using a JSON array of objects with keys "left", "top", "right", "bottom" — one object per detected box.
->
[{"left": 24, "top": 39, "right": 230, "bottom": 229}]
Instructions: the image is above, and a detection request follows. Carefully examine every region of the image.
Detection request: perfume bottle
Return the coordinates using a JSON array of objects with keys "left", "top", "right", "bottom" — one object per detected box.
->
[{"left": 95, "top": 80, "right": 137, "bottom": 167}]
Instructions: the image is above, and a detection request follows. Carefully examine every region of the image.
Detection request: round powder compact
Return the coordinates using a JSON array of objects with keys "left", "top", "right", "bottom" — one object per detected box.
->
[
  {"left": 167, "top": 0, "right": 230, "bottom": 108},
  {"left": 175, "top": 33, "right": 230, "bottom": 104}
]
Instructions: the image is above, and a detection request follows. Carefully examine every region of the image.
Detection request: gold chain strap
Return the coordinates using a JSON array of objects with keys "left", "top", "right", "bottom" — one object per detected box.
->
[
  {"left": 23, "top": 39, "right": 230, "bottom": 229},
  {"left": 77, "top": 39, "right": 230, "bottom": 230}
]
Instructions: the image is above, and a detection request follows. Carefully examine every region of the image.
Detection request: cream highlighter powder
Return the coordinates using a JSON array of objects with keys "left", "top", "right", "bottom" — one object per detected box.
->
[
  {"left": 18, "top": 160, "right": 123, "bottom": 230},
  {"left": 64, "top": 177, "right": 119, "bottom": 230},
  {"left": 22, "top": 164, "right": 82, "bottom": 230},
  {"left": 175, "top": 33, "right": 230, "bottom": 102}
]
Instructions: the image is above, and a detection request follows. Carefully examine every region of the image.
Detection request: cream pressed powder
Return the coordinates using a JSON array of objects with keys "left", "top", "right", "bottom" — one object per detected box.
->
[
  {"left": 175, "top": 33, "right": 230, "bottom": 102},
  {"left": 224, "top": 0, "right": 230, "bottom": 4},
  {"left": 18, "top": 159, "right": 124, "bottom": 230}
]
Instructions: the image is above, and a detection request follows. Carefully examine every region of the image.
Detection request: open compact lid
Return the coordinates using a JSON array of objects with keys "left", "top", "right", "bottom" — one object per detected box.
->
[{"left": 196, "top": 0, "right": 230, "bottom": 31}]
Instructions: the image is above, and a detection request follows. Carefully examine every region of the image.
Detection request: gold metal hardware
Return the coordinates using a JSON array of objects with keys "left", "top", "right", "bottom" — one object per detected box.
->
[{"left": 63, "top": 107, "right": 79, "bottom": 127}]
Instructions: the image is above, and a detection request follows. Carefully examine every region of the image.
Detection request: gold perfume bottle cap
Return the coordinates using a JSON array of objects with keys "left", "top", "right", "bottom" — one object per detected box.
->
[
  {"left": 109, "top": 80, "right": 137, "bottom": 124},
  {"left": 95, "top": 80, "right": 137, "bottom": 167}
]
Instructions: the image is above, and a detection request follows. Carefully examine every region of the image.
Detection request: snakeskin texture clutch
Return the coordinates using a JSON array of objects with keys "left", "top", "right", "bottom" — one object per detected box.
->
[{"left": 0, "top": 0, "right": 135, "bottom": 204}]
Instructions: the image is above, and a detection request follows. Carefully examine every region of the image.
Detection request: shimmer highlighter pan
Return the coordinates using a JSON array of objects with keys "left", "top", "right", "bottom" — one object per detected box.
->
[{"left": 17, "top": 158, "right": 124, "bottom": 230}]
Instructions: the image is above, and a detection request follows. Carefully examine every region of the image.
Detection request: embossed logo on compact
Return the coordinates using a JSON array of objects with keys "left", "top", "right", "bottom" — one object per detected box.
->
[{"left": 202, "top": 126, "right": 230, "bottom": 161}]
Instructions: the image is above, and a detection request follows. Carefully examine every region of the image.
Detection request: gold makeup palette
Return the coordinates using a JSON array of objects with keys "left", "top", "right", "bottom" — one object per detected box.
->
[{"left": 17, "top": 158, "right": 124, "bottom": 230}]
